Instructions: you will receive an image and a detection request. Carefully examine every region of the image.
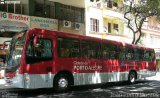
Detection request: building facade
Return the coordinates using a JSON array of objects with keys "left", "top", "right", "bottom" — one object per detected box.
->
[
  {"left": 85, "top": 0, "right": 160, "bottom": 62},
  {"left": 0, "top": 0, "right": 85, "bottom": 43},
  {"left": 85, "top": 0, "right": 133, "bottom": 43},
  {"left": 0, "top": 0, "right": 160, "bottom": 58}
]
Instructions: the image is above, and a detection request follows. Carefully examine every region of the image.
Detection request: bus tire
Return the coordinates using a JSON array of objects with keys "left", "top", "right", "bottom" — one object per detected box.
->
[
  {"left": 53, "top": 74, "right": 70, "bottom": 93},
  {"left": 128, "top": 71, "right": 136, "bottom": 84}
]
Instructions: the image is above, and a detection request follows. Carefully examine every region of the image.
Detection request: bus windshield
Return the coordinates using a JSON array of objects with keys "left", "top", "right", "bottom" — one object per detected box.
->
[{"left": 6, "top": 32, "right": 26, "bottom": 68}]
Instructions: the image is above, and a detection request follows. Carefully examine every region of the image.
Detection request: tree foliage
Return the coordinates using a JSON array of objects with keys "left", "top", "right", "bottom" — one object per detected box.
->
[{"left": 124, "top": 0, "right": 160, "bottom": 44}]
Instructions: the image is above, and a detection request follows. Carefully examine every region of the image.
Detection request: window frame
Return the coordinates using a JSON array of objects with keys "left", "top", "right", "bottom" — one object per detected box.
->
[
  {"left": 57, "top": 37, "right": 81, "bottom": 58},
  {"left": 113, "top": 23, "right": 119, "bottom": 31},
  {"left": 26, "top": 38, "right": 53, "bottom": 64},
  {"left": 90, "top": 18, "right": 99, "bottom": 32},
  {"left": 102, "top": 43, "right": 119, "bottom": 60},
  {"left": 81, "top": 40, "right": 102, "bottom": 59}
]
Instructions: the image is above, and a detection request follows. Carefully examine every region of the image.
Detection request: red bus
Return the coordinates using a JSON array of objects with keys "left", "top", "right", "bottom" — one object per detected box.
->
[{"left": 4, "top": 28, "right": 156, "bottom": 92}]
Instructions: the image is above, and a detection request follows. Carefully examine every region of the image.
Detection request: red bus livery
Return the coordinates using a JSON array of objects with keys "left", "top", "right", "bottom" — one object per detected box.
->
[{"left": 4, "top": 28, "right": 156, "bottom": 92}]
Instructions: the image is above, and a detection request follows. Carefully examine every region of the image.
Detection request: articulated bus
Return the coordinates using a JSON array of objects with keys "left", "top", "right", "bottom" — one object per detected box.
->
[{"left": 4, "top": 28, "right": 156, "bottom": 92}]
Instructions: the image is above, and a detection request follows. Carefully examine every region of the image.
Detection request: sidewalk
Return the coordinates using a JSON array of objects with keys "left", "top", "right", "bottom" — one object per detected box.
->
[
  {"left": 0, "top": 79, "right": 5, "bottom": 85},
  {"left": 146, "top": 72, "right": 160, "bottom": 81}
]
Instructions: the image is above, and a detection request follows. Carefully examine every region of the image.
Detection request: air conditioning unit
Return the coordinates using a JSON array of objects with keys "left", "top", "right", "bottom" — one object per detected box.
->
[
  {"left": 74, "top": 23, "right": 81, "bottom": 30},
  {"left": 63, "top": 20, "right": 71, "bottom": 28}
]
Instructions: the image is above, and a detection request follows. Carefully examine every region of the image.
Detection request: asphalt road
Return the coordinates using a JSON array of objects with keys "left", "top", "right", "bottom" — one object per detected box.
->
[{"left": 0, "top": 80, "right": 160, "bottom": 98}]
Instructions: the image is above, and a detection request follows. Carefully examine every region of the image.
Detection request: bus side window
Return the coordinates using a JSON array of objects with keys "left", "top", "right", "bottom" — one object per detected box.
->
[
  {"left": 119, "top": 47, "right": 125, "bottom": 60},
  {"left": 133, "top": 48, "right": 139, "bottom": 61},
  {"left": 81, "top": 41, "right": 89, "bottom": 58},
  {"left": 81, "top": 40, "right": 101, "bottom": 59},
  {"left": 34, "top": 40, "right": 43, "bottom": 57},
  {"left": 108, "top": 44, "right": 117, "bottom": 59},
  {"left": 57, "top": 38, "right": 70, "bottom": 57},
  {"left": 144, "top": 50, "right": 150, "bottom": 61},
  {"left": 26, "top": 40, "right": 33, "bottom": 57},
  {"left": 143, "top": 50, "right": 155, "bottom": 62},
  {"left": 134, "top": 49, "right": 144, "bottom": 61},
  {"left": 102, "top": 43, "right": 118, "bottom": 60},
  {"left": 41, "top": 39, "right": 52, "bottom": 58},
  {"left": 26, "top": 38, "right": 53, "bottom": 64},
  {"left": 102, "top": 43, "right": 109, "bottom": 59},
  {"left": 89, "top": 41, "right": 101, "bottom": 59},
  {"left": 139, "top": 49, "right": 144, "bottom": 61},
  {"left": 125, "top": 47, "right": 133, "bottom": 60},
  {"left": 150, "top": 51, "right": 155, "bottom": 61},
  {"left": 57, "top": 37, "right": 80, "bottom": 58},
  {"left": 71, "top": 40, "right": 80, "bottom": 58}
]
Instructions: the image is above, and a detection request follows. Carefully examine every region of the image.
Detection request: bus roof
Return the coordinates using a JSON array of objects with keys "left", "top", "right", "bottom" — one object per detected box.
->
[{"left": 30, "top": 28, "right": 154, "bottom": 51}]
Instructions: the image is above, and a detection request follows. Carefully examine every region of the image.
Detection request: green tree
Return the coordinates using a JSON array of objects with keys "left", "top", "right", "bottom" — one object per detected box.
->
[{"left": 124, "top": 0, "right": 160, "bottom": 44}]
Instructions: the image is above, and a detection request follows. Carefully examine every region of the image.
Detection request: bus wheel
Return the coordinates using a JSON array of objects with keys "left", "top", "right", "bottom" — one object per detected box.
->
[
  {"left": 53, "top": 74, "right": 70, "bottom": 93},
  {"left": 128, "top": 71, "right": 136, "bottom": 84}
]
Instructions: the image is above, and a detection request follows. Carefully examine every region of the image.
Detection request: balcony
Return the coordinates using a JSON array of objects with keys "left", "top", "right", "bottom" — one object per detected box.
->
[
  {"left": 89, "top": 0, "right": 124, "bottom": 11},
  {"left": 103, "top": 9, "right": 124, "bottom": 19}
]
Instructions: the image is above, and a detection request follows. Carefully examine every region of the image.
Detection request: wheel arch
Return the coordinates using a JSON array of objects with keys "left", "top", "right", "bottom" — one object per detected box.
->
[
  {"left": 129, "top": 69, "right": 137, "bottom": 79},
  {"left": 53, "top": 70, "right": 74, "bottom": 86}
]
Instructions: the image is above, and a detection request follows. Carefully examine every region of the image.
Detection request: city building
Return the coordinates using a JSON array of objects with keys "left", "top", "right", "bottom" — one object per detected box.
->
[
  {"left": 0, "top": 0, "right": 160, "bottom": 60},
  {"left": 85, "top": 0, "right": 160, "bottom": 62},
  {"left": 0, "top": 0, "right": 86, "bottom": 69},
  {"left": 85, "top": 0, "right": 130, "bottom": 43},
  {"left": 0, "top": 0, "right": 85, "bottom": 45}
]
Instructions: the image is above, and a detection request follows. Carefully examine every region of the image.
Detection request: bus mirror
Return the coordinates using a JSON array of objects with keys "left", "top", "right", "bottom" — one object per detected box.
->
[{"left": 33, "top": 36, "right": 38, "bottom": 45}]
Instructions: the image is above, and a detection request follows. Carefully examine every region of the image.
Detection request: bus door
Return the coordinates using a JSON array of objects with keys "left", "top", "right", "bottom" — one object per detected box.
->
[{"left": 25, "top": 34, "right": 54, "bottom": 88}]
